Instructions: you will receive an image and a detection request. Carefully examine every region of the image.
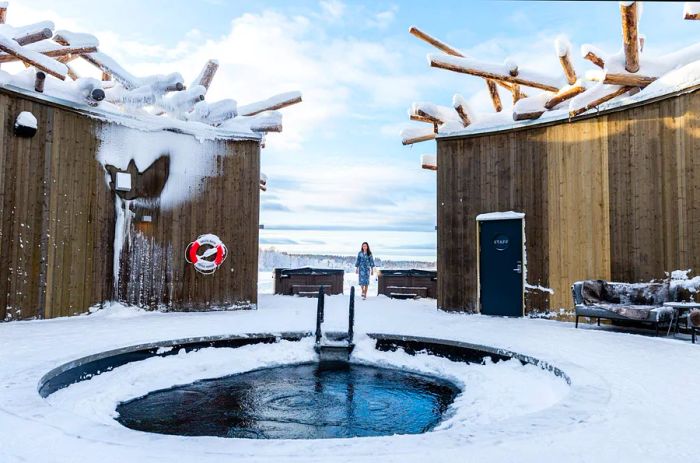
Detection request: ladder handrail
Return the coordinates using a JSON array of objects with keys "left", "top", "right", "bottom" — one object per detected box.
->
[
  {"left": 314, "top": 285, "right": 356, "bottom": 346},
  {"left": 315, "top": 286, "right": 325, "bottom": 345},
  {"left": 348, "top": 286, "right": 355, "bottom": 343}
]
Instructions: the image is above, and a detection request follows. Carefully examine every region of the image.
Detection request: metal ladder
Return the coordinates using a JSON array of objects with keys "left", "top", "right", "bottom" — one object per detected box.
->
[{"left": 314, "top": 286, "right": 356, "bottom": 363}]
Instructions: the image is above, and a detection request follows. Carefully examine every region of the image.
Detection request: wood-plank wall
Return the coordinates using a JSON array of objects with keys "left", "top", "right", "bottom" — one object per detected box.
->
[
  {"left": 118, "top": 140, "right": 260, "bottom": 310},
  {"left": 437, "top": 88, "right": 700, "bottom": 314},
  {"left": 0, "top": 89, "right": 113, "bottom": 320},
  {"left": 0, "top": 88, "right": 260, "bottom": 320}
]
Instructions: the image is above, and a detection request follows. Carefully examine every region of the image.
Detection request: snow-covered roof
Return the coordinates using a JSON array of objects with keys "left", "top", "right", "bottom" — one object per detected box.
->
[
  {"left": 403, "top": 2, "right": 700, "bottom": 144},
  {"left": 0, "top": 3, "right": 301, "bottom": 141}
]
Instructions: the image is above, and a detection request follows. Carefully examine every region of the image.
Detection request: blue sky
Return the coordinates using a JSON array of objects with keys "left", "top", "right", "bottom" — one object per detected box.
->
[{"left": 14, "top": 1, "right": 700, "bottom": 260}]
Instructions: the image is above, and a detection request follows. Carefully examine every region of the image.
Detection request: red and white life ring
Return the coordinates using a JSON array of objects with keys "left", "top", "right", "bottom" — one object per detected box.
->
[{"left": 185, "top": 234, "right": 227, "bottom": 274}]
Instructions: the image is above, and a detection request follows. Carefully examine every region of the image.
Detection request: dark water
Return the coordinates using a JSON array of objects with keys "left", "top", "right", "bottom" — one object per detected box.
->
[{"left": 116, "top": 362, "right": 460, "bottom": 439}]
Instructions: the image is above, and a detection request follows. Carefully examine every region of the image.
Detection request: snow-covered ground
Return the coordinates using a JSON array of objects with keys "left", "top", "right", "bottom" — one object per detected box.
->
[{"left": 1, "top": 294, "right": 699, "bottom": 462}]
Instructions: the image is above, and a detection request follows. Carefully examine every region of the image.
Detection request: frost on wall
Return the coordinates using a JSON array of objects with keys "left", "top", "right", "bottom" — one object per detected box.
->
[{"left": 97, "top": 124, "right": 237, "bottom": 300}]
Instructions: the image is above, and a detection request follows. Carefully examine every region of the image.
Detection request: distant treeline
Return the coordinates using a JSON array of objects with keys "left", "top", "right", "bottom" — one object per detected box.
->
[{"left": 259, "top": 248, "right": 436, "bottom": 272}]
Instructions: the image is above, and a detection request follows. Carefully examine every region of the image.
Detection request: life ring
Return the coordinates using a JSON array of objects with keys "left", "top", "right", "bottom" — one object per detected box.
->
[{"left": 185, "top": 234, "right": 227, "bottom": 274}]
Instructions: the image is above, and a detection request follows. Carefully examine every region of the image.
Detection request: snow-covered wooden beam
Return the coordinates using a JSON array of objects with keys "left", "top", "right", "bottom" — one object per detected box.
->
[
  {"left": 187, "top": 99, "right": 238, "bottom": 126},
  {"left": 544, "top": 83, "right": 586, "bottom": 109},
  {"left": 0, "top": 36, "right": 67, "bottom": 79},
  {"left": 248, "top": 112, "right": 283, "bottom": 133},
  {"left": 0, "top": 45, "right": 97, "bottom": 63},
  {"left": 620, "top": 2, "right": 640, "bottom": 73},
  {"left": 34, "top": 70, "right": 45, "bottom": 93},
  {"left": 587, "top": 70, "right": 656, "bottom": 87},
  {"left": 191, "top": 59, "right": 218, "bottom": 92},
  {"left": 65, "top": 63, "right": 79, "bottom": 81},
  {"left": 555, "top": 36, "right": 577, "bottom": 85},
  {"left": 410, "top": 114, "right": 435, "bottom": 124},
  {"left": 260, "top": 173, "right": 268, "bottom": 191},
  {"left": 581, "top": 44, "right": 606, "bottom": 69},
  {"left": 684, "top": 2, "right": 700, "bottom": 20},
  {"left": 238, "top": 91, "right": 302, "bottom": 117},
  {"left": 429, "top": 54, "right": 560, "bottom": 92},
  {"left": 569, "top": 85, "right": 631, "bottom": 117},
  {"left": 81, "top": 52, "right": 139, "bottom": 89},
  {"left": 421, "top": 154, "right": 437, "bottom": 171},
  {"left": 513, "top": 93, "right": 551, "bottom": 121},
  {"left": 452, "top": 94, "right": 473, "bottom": 127},
  {"left": 15, "top": 27, "right": 53, "bottom": 46},
  {"left": 401, "top": 126, "right": 436, "bottom": 145}
]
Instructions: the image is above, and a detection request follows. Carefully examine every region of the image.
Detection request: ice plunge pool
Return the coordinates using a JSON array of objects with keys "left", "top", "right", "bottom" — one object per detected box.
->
[{"left": 40, "top": 332, "right": 574, "bottom": 441}]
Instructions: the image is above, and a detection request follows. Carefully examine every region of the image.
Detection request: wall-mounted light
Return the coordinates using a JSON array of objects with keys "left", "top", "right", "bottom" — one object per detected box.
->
[{"left": 115, "top": 172, "right": 132, "bottom": 192}]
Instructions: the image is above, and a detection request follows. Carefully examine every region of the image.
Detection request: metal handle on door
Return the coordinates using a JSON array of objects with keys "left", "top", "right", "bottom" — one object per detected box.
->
[{"left": 513, "top": 261, "right": 522, "bottom": 274}]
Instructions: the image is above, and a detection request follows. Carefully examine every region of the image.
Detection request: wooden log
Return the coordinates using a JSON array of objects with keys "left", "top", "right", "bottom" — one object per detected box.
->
[
  {"left": 410, "top": 114, "right": 435, "bottom": 124},
  {"left": 408, "top": 26, "right": 462, "bottom": 56},
  {"left": 0, "top": 5, "right": 6, "bottom": 24},
  {"left": 192, "top": 59, "right": 219, "bottom": 91},
  {"left": 544, "top": 84, "right": 586, "bottom": 110},
  {"left": 558, "top": 53, "right": 577, "bottom": 85},
  {"left": 453, "top": 100, "right": 472, "bottom": 127},
  {"left": 429, "top": 54, "right": 560, "bottom": 92},
  {"left": 486, "top": 79, "right": 503, "bottom": 112},
  {"left": 620, "top": 2, "right": 640, "bottom": 73},
  {"left": 583, "top": 50, "right": 605, "bottom": 69},
  {"left": 422, "top": 164, "right": 438, "bottom": 171},
  {"left": 600, "top": 72, "right": 656, "bottom": 87},
  {"left": 34, "top": 71, "right": 46, "bottom": 93},
  {"left": 401, "top": 128, "right": 436, "bottom": 145},
  {"left": 102, "top": 72, "right": 111, "bottom": 82},
  {"left": 569, "top": 86, "right": 631, "bottom": 117},
  {"left": 513, "top": 110, "right": 544, "bottom": 121},
  {"left": 15, "top": 28, "right": 54, "bottom": 46},
  {"left": 66, "top": 64, "right": 79, "bottom": 81}
]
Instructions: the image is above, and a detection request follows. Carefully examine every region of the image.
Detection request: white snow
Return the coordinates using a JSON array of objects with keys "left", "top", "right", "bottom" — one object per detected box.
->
[
  {"left": 53, "top": 29, "right": 99, "bottom": 48},
  {"left": 410, "top": 101, "right": 461, "bottom": 123},
  {"left": 15, "top": 110, "right": 37, "bottom": 129},
  {"left": 568, "top": 82, "right": 625, "bottom": 115},
  {"left": 421, "top": 153, "right": 436, "bottom": 167},
  {"left": 554, "top": 35, "right": 571, "bottom": 58},
  {"left": 475, "top": 211, "right": 525, "bottom": 221},
  {"left": 1, "top": 294, "right": 699, "bottom": 462},
  {"left": 512, "top": 92, "right": 553, "bottom": 116}
]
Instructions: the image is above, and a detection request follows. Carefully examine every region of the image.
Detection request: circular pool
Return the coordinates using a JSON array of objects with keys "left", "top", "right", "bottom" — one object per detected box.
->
[{"left": 116, "top": 362, "right": 459, "bottom": 439}]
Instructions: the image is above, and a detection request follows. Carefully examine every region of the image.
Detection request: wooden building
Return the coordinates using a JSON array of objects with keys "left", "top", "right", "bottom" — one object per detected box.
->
[
  {"left": 437, "top": 86, "right": 700, "bottom": 314},
  {"left": 0, "top": 7, "right": 300, "bottom": 320},
  {"left": 403, "top": 2, "right": 700, "bottom": 315}
]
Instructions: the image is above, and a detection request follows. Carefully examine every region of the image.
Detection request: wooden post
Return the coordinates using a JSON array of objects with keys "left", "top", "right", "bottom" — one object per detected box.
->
[
  {"left": 0, "top": 4, "right": 7, "bottom": 24},
  {"left": 556, "top": 37, "right": 577, "bottom": 85},
  {"left": 192, "top": 59, "right": 219, "bottom": 91},
  {"left": 620, "top": 2, "right": 640, "bottom": 73},
  {"left": 511, "top": 84, "right": 524, "bottom": 104},
  {"left": 34, "top": 71, "right": 46, "bottom": 93},
  {"left": 486, "top": 80, "right": 503, "bottom": 112}
]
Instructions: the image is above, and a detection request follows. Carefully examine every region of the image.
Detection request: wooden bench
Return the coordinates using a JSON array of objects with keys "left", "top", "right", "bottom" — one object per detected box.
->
[
  {"left": 292, "top": 284, "right": 331, "bottom": 297},
  {"left": 386, "top": 286, "right": 428, "bottom": 299}
]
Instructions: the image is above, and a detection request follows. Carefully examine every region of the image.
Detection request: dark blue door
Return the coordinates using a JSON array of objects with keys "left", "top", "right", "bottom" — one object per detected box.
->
[{"left": 479, "top": 218, "right": 523, "bottom": 317}]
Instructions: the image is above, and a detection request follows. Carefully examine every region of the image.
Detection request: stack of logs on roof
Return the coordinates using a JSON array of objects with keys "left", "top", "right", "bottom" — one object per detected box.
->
[
  {"left": 0, "top": 2, "right": 301, "bottom": 134},
  {"left": 405, "top": 1, "right": 698, "bottom": 148}
]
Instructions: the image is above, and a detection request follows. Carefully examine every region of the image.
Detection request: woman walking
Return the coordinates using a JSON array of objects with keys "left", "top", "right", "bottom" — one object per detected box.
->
[{"left": 355, "top": 242, "right": 375, "bottom": 300}]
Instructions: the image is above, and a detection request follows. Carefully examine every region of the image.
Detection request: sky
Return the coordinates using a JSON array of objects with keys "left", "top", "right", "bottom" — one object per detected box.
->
[{"left": 11, "top": 1, "right": 700, "bottom": 261}]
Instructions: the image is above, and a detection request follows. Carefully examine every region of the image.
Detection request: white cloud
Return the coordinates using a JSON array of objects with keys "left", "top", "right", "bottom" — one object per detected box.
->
[
  {"left": 366, "top": 6, "right": 399, "bottom": 29},
  {"left": 319, "top": 0, "right": 346, "bottom": 21}
]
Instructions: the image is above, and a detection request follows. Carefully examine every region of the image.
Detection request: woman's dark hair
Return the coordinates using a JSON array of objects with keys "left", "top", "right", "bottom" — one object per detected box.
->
[{"left": 360, "top": 242, "right": 372, "bottom": 255}]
